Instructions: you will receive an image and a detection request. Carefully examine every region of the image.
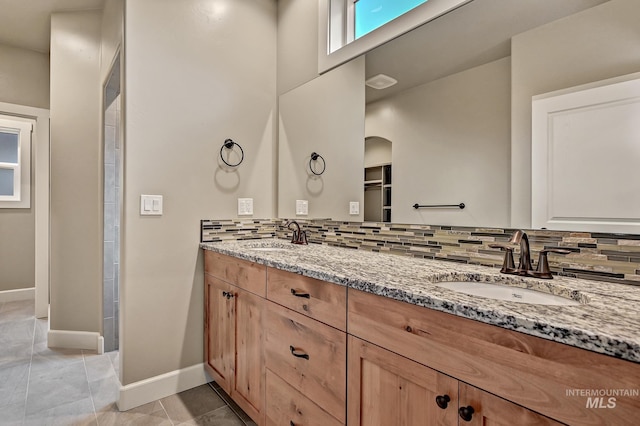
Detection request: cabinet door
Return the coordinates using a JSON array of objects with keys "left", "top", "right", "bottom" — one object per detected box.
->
[
  {"left": 205, "top": 274, "right": 235, "bottom": 394},
  {"left": 348, "top": 336, "right": 458, "bottom": 426},
  {"left": 233, "top": 287, "right": 265, "bottom": 424},
  {"left": 458, "top": 383, "right": 565, "bottom": 426}
]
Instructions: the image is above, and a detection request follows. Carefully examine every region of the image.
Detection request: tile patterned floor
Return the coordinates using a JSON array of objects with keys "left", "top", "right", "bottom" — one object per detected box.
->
[{"left": 0, "top": 299, "right": 253, "bottom": 425}]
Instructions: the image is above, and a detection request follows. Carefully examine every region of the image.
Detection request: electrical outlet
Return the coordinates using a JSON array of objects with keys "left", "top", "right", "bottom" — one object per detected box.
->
[
  {"left": 296, "top": 200, "right": 309, "bottom": 215},
  {"left": 349, "top": 201, "right": 360, "bottom": 215},
  {"left": 238, "top": 198, "right": 253, "bottom": 215}
]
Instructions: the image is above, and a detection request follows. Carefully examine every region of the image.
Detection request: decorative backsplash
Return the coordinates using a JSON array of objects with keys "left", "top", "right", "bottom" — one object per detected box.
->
[{"left": 201, "top": 219, "right": 640, "bottom": 287}]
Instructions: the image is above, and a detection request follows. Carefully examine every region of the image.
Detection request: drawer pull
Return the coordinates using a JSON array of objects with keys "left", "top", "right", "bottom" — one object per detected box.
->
[
  {"left": 289, "top": 345, "right": 310, "bottom": 360},
  {"left": 222, "top": 291, "right": 234, "bottom": 299},
  {"left": 458, "top": 406, "right": 475, "bottom": 422},
  {"left": 435, "top": 394, "right": 450, "bottom": 409},
  {"left": 290, "top": 289, "right": 310, "bottom": 299}
]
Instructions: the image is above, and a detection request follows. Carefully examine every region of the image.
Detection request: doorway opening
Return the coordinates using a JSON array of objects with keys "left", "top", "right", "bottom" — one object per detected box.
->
[{"left": 103, "top": 55, "right": 121, "bottom": 352}]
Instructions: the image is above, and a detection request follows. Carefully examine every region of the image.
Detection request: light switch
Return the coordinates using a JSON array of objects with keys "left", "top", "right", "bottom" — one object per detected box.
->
[
  {"left": 350, "top": 201, "right": 360, "bottom": 215},
  {"left": 296, "top": 200, "right": 309, "bottom": 215},
  {"left": 238, "top": 198, "right": 253, "bottom": 216},
  {"left": 140, "top": 195, "right": 163, "bottom": 216}
]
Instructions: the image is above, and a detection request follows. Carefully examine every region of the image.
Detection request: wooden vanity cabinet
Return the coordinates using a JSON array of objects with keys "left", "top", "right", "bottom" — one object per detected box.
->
[
  {"left": 204, "top": 251, "right": 266, "bottom": 425},
  {"left": 348, "top": 288, "right": 639, "bottom": 426},
  {"left": 348, "top": 336, "right": 459, "bottom": 425},
  {"left": 265, "top": 268, "right": 348, "bottom": 425},
  {"left": 348, "top": 336, "right": 563, "bottom": 426}
]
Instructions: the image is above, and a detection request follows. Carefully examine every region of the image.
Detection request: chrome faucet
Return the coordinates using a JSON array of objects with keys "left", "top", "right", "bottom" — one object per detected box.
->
[
  {"left": 490, "top": 230, "right": 570, "bottom": 279},
  {"left": 285, "top": 220, "right": 308, "bottom": 245}
]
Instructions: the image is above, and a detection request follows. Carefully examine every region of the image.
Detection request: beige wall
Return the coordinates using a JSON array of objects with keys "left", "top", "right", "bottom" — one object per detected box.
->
[
  {"left": 278, "top": 57, "right": 365, "bottom": 221},
  {"left": 0, "top": 45, "right": 49, "bottom": 293},
  {"left": 122, "top": 0, "right": 277, "bottom": 385},
  {"left": 100, "top": 0, "right": 124, "bottom": 84},
  {"left": 510, "top": 0, "right": 640, "bottom": 227},
  {"left": 0, "top": 44, "right": 49, "bottom": 109},
  {"left": 366, "top": 57, "right": 511, "bottom": 227},
  {"left": 49, "top": 11, "right": 103, "bottom": 332},
  {"left": 277, "top": 0, "right": 319, "bottom": 95}
]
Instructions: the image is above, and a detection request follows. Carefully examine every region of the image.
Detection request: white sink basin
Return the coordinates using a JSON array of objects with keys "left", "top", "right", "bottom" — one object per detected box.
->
[
  {"left": 244, "top": 240, "right": 297, "bottom": 252},
  {"left": 436, "top": 281, "right": 582, "bottom": 306},
  {"left": 248, "top": 247, "right": 292, "bottom": 252}
]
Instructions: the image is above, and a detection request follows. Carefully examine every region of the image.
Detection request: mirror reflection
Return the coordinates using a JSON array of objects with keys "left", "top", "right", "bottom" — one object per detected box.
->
[
  {"left": 358, "top": 0, "right": 636, "bottom": 230},
  {"left": 279, "top": 0, "right": 638, "bottom": 233}
]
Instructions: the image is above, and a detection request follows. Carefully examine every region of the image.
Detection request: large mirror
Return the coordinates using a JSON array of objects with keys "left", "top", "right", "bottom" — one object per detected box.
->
[{"left": 279, "top": 0, "right": 640, "bottom": 233}]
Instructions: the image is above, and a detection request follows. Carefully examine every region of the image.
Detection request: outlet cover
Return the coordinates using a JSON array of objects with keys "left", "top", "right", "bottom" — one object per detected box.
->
[
  {"left": 296, "top": 200, "right": 309, "bottom": 215},
  {"left": 350, "top": 201, "right": 360, "bottom": 215},
  {"left": 238, "top": 198, "right": 253, "bottom": 216}
]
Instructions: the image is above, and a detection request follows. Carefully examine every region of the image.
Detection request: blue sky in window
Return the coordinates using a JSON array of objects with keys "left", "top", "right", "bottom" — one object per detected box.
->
[{"left": 355, "top": 0, "right": 428, "bottom": 39}]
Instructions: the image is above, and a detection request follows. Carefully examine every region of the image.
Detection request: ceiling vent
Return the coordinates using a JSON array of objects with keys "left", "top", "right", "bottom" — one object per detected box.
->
[{"left": 365, "top": 74, "right": 398, "bottom": 90}]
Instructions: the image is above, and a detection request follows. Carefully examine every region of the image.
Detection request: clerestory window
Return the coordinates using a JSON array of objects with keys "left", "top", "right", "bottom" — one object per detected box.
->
[{"left": 353, "top": 0, "right": 429, "bottom": 39}]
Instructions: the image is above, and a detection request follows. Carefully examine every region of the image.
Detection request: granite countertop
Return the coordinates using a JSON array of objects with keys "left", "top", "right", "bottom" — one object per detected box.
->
[{"left": 200, "top": 239, "right": 640, "bottom": 363}]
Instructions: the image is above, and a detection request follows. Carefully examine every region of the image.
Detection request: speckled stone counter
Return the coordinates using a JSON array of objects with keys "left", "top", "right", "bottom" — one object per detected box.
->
[{"left": 200, "top": 239, "right": 640, "bottom": 363}]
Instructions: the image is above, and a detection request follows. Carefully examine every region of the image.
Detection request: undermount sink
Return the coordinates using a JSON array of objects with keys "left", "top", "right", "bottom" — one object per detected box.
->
[
  {"left": 245, "top": 240, "right": 297, "bottom": 252},
  {"left": 436, "top": 281, "right": 583, "bottom": 306}
]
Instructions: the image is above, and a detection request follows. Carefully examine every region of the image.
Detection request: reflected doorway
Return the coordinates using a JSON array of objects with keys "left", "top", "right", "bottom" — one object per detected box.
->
[{"left": 364, "top": 136, "right": 392, "bottom": 222}]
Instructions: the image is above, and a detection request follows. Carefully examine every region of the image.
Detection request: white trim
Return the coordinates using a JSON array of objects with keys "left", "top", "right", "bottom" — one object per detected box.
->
[
  {"left": 0, "top": 287, "right": 35, "bottom": 303},
  {"left": 48, "top": 329, "right": 105, "bottom": 354},
  {"left": 117, "top": 363, "right": 210, "bottom": 411}
]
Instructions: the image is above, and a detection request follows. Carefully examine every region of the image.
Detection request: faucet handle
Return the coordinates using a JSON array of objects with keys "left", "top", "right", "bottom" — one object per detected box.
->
[
  {"left": 534, "top": 248, "right": 571, "bottom": 279},
  {"left": 489, "top": 243, "right": 516, "bottom": 273}
]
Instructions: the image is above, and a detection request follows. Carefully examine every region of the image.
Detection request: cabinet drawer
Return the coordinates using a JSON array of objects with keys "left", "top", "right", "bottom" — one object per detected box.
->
[
  {"left": 265, "top": 301, "right": 346, "bottom": 423},
  {"left": 267, "top": 268, "right": 346, "bottom": 331},
  {"left": 265, "top": 370, "right": 343, "bottom": 426},
  {"left": 204, "top": 250, "right": 266, "bottom": 296},
  {"left": 348, "top": 288, "right": 640, "bottom": 426}
]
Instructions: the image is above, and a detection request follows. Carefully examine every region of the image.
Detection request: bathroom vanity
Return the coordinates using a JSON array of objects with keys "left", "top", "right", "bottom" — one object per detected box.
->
[{"left": 201, "top": 240, "right": 640, "bottom": 426}]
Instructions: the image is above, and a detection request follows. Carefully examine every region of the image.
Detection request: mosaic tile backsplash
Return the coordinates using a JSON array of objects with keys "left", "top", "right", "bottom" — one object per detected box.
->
[{"left": 201, "top": 219, "right": 640, "bottom": 287}]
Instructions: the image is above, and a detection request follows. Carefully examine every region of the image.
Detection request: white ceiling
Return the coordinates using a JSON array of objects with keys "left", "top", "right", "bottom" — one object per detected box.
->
[
  {"left": 0, "top": 0, "right": 105, "bottom": 53},
  {"left": 365, "top": 0, "right": 609, "bottom": 103}
]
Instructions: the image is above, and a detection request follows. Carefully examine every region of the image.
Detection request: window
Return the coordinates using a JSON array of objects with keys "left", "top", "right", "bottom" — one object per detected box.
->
[
  {"left": 320, "top": 0, "right": 470, "bottom": 73},
  {"left": 0, "top": 116, "right": 32, "bottom": 208},
  {"left": 354, "top": 0, "right": 428, "bottom": 39}
]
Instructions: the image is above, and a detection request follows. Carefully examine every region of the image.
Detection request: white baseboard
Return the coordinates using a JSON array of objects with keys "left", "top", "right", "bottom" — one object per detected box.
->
[
  {"left": 48, "top": 329, "right": 104, "bottom": 354},
  {"left": 0, "top": 287, "right": 35, "bottom": 303},
  {"left": 117, "top": 363, "right": 209, "bottom": 411}
]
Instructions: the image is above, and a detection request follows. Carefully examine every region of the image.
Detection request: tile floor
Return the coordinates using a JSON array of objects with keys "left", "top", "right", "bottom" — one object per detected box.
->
[{"left": 0, "top": 299, "right": 254, "bottom": 425}]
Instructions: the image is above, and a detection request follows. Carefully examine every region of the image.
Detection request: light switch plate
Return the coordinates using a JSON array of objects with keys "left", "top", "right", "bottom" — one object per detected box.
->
[
  {"left": 238, "top": 198, "right": 254, "bottom": 216},
  {"left": 349, "top": 201, "right": 360, "bottom": 215},
  {"left": 296, "top": 200, "right": 309, "bottom": 215},
  {"left": 140, "top": 195, "right": 163, "bottom": 216}
]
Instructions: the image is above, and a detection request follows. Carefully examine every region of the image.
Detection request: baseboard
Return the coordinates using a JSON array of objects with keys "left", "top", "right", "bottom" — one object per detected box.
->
[
  {"left": 117, "top": 363, "right": 209, "bottom": 411},
  {"left": 0, "top": 287, "right": 35, "bottom": 303},
  {"left": 48, "top": 329, "right": 104, "bottom": 354}
]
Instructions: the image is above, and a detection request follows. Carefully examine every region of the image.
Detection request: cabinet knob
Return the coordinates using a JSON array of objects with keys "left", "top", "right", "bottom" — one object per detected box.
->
[
  {"left": 289, "top": 345, "right": 310, "bottom": 360},
  {"left": 222, "top": 291, "right": 234, "bottom": 299},
  {"left": 458, "top": 406, "right": 475, "bottom": 422},
  {"left": 290, "top": 288, "right": 311, "bottom": 299},
  {"left": 435, "top": 394, "right": 450, "bottom": 409}
]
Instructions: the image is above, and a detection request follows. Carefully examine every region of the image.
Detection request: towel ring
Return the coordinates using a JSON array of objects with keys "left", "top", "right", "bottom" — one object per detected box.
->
[
  {"left": 220, "top": 139, "right": 244, "bottom": 167},
  {"left": 309, "top": 152, "right": 326, "bottom": 175}
]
